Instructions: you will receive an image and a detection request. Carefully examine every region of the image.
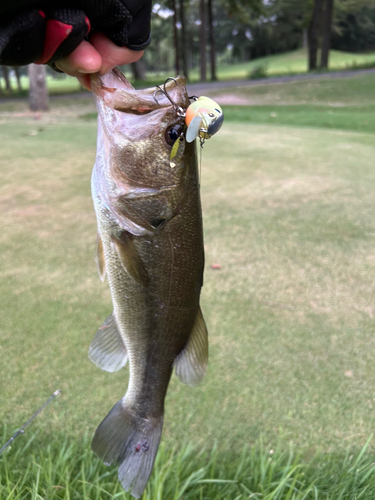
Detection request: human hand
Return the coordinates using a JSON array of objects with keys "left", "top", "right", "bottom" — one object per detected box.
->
[
  {"left": 0, "top": 1, "right": 151, "bottom": 90},
  {"left": 55, "top": 32, "right": 144, "bottom": 91}
]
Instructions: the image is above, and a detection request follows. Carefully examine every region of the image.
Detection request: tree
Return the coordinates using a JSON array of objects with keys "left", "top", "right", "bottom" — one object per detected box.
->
[
  {"left": 2, "top": 66, "right": 12, "bottom": 94},
  {"left": 14, "top": 67, "right": 22, "bottom": 91},
  {"left": 180, "top": 0, "right": 189, "bottom": 79},
  {"left": 28, "top": 64, "right": 48, "bottom": 111},
  {"left": 221, "top": 0, "right": 263, "bottom": 21},
  {"left": 321, "top": 0, "right": 335, "bottom": 68},
  {"left": 308, "top": 0, "right": 324, "bottom": 70},
  {"left": 331, "top": 0, "right": 375, "bottom": 52},
  {"left": 131, "top": 60, "right": 146, "bottom": 80},
  {"left": 171, "top": 0, "right": 181, "bottom": 74},
  {"left": 199, "top": 0, "right": 207, "bottom": 82},
  {"left": 207, "top": 0, "right": 217, "bottom": 81}
]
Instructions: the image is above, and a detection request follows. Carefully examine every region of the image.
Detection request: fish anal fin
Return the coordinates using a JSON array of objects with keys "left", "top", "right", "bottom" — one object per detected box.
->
[
  {"left": 89, "top": 313, "right": 128, "bottom": 372},
  {"left": 111, "top": 233, "right": 149, "bottom": 287},
  {"left": 95, "top": 233, "right": 106, "bottom": 282},
  {"left": 174, "top": 306, "right": 208, "bottom": 386}
]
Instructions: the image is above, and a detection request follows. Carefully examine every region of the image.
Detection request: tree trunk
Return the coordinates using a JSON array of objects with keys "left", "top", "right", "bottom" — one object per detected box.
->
[
  {"left": 28, "top": 64, "right": 49, "bottom": 111},
  {"left": 171, "top": 0, "right": 180, "bottom": 74},
  {"left": 180, "top": 0, "right": 189, "bottom": 80},
  {"left": 320, "top": 0, "right": 334, "bottom": 68},
  {"left": 2, "top": 66, "right": 12, "bottom": 94},
  {"left": 14, "top": 67, "right": 22, "bottom": 91},
  {"left": 307, "top": 0, "right": 324, "bottom": 70},
  {"left": 199, "top": 0, "right": 206, "bottom": 82},
  {"left": 131, "top": 60, "right": 146, "bottom": 81},
  {"left": 302, "top": 29, "right": 308, "bottom": 49},
  {"left": 207, "top": 0, "right": 217, "bottom": 81}
]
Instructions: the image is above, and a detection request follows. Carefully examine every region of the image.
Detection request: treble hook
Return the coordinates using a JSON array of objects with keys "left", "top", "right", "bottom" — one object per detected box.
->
[
  {"left": 153, "top": 77, "right": 185, "bottom": 117},
  {"left": 163, "top": 77, "right": 180, "bottom": 92}
]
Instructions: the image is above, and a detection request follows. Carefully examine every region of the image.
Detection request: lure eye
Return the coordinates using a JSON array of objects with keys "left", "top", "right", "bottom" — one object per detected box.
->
[
  {"left": 165, "top": 124, "right": 183, "bottom": 146},
  {"left": 209, "top": 113, "right": 215, "bottom": 117}
]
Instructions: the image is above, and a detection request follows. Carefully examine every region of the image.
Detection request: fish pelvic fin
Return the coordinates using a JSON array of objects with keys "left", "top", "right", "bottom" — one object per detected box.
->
[
  {"left": 111, "top": 233, "right": 149, "bottom": 287},
  {"left": 95, "top": 233, "right": 106, "bottom": 282},
  {"left": 174, "top": 306, "right": 208, "bottom": 386},
  {"left": 92, "top": 399, "right": 163, "bottom": 499},
  {"left": 88, "top": 314, "right": 128, "bottom": 372}
]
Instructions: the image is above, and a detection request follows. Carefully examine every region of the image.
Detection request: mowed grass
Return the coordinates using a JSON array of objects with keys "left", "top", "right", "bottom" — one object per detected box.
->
[
  {"left": 213, "top": 71, "right": 375, "bottom": 106},
  {"left": 206, "top": 72, "right": 375, "bottom": 134},
  {"left": 211, "top": 48, "right": 375, "bottom": 79},
  {"left": 5, "top": 74, "right": 85, "bottom": 96},
  {"left": 1, "top": 75, "right": 375, "bottom": 496}
]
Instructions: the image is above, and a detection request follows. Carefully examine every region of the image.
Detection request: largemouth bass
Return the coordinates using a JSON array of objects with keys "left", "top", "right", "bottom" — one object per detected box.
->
[{"left": 89, "top": 68, "right": 208, "bottom": 498}]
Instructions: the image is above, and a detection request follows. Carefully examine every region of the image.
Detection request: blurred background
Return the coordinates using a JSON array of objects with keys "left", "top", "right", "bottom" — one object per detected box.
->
[
  {"left": 2, "top": 1, "right": 375, "bottom": 498},
  {"left": 1, "top": 0, "right": 375, "bottom": 101}
]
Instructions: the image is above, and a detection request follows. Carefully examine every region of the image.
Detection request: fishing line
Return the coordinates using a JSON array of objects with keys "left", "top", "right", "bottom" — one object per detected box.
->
[
  {"left": 0, "top": 390, "right": 61, "bottom": 455},
  {"left": 199, "top": 137, "right": 205, "bottom": 186}
]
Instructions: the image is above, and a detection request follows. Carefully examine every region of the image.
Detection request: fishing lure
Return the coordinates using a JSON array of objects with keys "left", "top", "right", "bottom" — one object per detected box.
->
[
  {"left": 170, "top": 96, "right": 224, "bottom": 167},
  {"left": 185, "top": 96, "right": 224, "bottom": 143},
  {"left": 153, "top": 79, "right": 224, "bottom": 165}
]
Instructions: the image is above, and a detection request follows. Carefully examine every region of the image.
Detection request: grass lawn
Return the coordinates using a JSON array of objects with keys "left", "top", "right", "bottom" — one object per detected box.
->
[
  {"left": 1, "top": 73, "right": 375, "bottom": 497},
  {"left": 210, "top": 71, "right": 375, "bottom": 106},
  {"left": 6, "top": 74, "right": 86, "bottom": 96},
  {"left": 204, "top": 72, "right": 375, "bottom": 135},
  {"left": 211, "top": 48, "right": 375, "bottom": 80}
]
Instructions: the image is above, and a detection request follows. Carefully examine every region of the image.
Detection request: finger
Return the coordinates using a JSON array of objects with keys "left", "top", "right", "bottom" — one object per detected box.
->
[
  {"left": 55, "top": 39, "right": 102, "bottom": 76},
  {"left": 89, "top": 32, "right": 144, "bottom": 75},
  {"left": 76, "top": 73, "right": 92, "bottom": 91}
]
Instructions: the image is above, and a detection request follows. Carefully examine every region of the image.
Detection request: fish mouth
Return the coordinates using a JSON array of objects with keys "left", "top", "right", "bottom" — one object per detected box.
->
[
  {"left": 91, "top": 69, "right": 189, "bottom": 143},
  {"left": 91, "top": 69, "right": 189, "bottom": 116}
]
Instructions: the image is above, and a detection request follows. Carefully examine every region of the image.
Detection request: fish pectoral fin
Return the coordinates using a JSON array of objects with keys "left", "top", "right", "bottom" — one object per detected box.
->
[
  {"left": 174, "top": 306, "right": 208, "bottom": 386},
  {"left": 88, "top": 313, "right": 128, "bottom": 372},
  {"left": 95, "top": 233, "right": 106, "bottom": 282},
  {"left": 111, "top": 233, "right": 149, "bottom": 287}
]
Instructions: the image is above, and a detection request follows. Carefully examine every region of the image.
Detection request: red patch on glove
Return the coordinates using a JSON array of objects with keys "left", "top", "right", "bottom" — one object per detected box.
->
[{"left": 35, "top": 19, "right": 73, "bottom": 64}]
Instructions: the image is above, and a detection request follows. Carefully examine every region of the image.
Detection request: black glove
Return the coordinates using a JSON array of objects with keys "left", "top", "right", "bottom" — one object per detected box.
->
[{"left": 0, "top": 0, "right": 152, "bottom": 66}]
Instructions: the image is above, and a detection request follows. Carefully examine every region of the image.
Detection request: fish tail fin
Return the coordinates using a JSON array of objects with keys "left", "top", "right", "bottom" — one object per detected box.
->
[{"left": 92, "top": 398, "right": 163, "bottom": 499}]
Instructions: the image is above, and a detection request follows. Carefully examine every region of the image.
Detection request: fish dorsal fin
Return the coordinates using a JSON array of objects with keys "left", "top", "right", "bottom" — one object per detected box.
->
[
  {"left": 89, "top": 313, "right": 128, "bottom": 372},
  {"left": 174, "top": 307, "right": 208, "bottom": 386},
  {"left": 111, "top": 233, "right": 149, "bottom": 287},
  {"left": 95, "top": 233, "right": 106, "bottom": 282}
]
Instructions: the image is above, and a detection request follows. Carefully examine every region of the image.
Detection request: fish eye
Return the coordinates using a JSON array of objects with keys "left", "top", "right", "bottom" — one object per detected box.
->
[{"left": 165, "top": 124, "right": 183, "bottom": 146}]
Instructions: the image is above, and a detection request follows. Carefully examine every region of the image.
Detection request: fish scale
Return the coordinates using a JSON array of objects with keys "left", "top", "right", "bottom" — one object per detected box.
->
[{"left": 88, "top": 68, "right": 208, "bottom": 499}]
